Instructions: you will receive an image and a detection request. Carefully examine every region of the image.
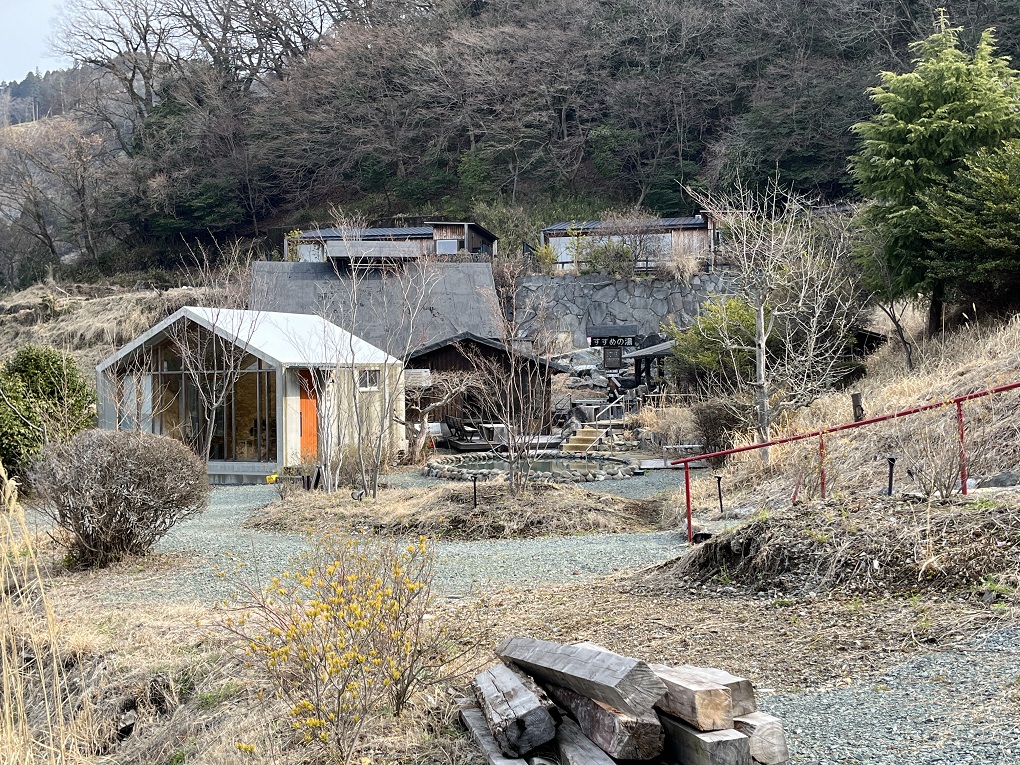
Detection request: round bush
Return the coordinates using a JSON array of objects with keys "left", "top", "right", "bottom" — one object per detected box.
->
[{"left": 33, "top": 430, "right": 210, "bottom": 567}]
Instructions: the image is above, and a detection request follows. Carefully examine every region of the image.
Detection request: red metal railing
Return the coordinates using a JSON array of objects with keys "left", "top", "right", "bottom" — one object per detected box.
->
[{"left": 671, "top": 380, "right": 1020, "bottom": 542}]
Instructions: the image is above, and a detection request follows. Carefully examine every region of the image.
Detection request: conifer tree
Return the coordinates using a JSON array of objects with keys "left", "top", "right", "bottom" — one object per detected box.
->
[{"left": 851, "top": 12, "right": 1020, "bottom": 332}]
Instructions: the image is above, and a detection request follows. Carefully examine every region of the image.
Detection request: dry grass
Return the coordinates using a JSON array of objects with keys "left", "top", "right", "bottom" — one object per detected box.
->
[
  {"left": 248, "top": 482, "right": 664, "bottom": 539},
  {"left": 677, "top": 316, "right": 1020, "bottom": 509},
  {"left": 464, "top": 579, "right": 1009, "bottom": 693},
  {"left": 0, "top": 282, "right": 207, "bottom": 376},
  {"left": 653, "top": 493, "right": 1020, "bottom": 598}
]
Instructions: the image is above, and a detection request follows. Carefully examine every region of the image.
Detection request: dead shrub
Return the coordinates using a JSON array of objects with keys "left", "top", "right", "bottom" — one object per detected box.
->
[{"left": 32, "top": 430, "right": 210, "bottom": 567}]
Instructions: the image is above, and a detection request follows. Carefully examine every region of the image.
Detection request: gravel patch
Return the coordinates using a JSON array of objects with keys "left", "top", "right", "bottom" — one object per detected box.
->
[{"left": 761, "top": 626, "right": 1020, "bottom": 764}]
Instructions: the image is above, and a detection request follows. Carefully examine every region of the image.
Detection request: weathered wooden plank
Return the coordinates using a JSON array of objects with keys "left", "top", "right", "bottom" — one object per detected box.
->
[
  {"left": 471, "top": 663, "right": 557, "bottom": 757},
  {"left": 556, "top": 718, "right": 617, "bottom": 765},
  {"left": 733, "top": 712, "right": 789, "bottom": 765},
  {"left": 459, "top": 707, "right": 529, "bottom": 765},
  {"left": 659, "top": 713, "right": 751, "bottom": 765},
  {"left": 651, "top": 664, "right": 733, "bottom": 731},
  {"left": 546, "top": 683, "right": 664, "bottom": 759},
  {"left": 496, "top": 637, "right": 667, "bottom": 716},
  {"left": 525, "top": 758, "right": 557, "bottom": 765},
  {"left": 680, "top": 665, "right": 757, "bottom": 717}
]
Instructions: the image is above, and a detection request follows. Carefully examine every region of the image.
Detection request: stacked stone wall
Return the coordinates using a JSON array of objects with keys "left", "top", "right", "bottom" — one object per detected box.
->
[{"left": 515, "top": 272, "right": 734, "bottom": 349}]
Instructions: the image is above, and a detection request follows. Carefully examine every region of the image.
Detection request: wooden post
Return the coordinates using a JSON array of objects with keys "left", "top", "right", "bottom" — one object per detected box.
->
[
  {"left": 733, "top": 712, "right": 789, "bottom": 765},
  {"left": 545, "top": 683, "right": 663, "bottom": 759},
  {"left": 851, "top": 392, "right": 864, "bottom": 422},
  {"left": 471, "top": 664, "right": 557, "bottom": 757},
  {"left": 659, "top": 714, "right": 751, "bottom": 765},
  {"left": 556, "top": 718, "right": 616, "bottom": 765},
  {"left": 650, "top": 664, "right": 733, "bottom": 731},
  {"left": 676, "top": 666, "right": 757, "bottom": 717},
  {"left": 460, "top": 708, "right": 529, "bottom": 765},
  {"left": 496, "top": 638, "right": 667, "bottom": 717}
]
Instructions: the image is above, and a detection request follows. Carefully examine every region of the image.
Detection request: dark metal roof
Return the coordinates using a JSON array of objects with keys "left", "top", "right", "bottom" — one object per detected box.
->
[
  {"left": 542, "top": 217, "right": 706, "bottom": 236},
  {"left": 587, "top": 324, "right": 639, "bottom": 338},
  {"left": 300, "top": 226, "right": 434, "bottom": 241},
  {"left": 408, "top": 331, "right": 570, "bottom": 373},
  {"left": 623, "top": 340, "right": 676, "bottom": 359}
]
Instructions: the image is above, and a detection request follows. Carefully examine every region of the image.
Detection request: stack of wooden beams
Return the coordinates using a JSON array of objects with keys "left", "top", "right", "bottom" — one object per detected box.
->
[{"left": 461, "top": 637, "right": 789, "bottom": 765}]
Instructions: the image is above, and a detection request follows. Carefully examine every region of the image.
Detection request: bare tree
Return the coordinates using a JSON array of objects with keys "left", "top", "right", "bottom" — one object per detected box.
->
[
  {"left": 163, "top": 240, "right": 266, "bottom": 462},
  {"left": 298, "top": 207, "right": 441, "bottom": 497},
  {"left": 688, "top": 182, "right": 869, "bottom": 454},
  {"left": 468, "top": 258, "right": 559, "bottom": 495}
]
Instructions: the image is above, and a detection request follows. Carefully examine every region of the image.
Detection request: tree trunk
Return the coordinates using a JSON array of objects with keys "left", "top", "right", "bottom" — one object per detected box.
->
[
  {"left": 754, "top": 297, "right": 770, "bottom": 464},
  {"left": 927, "top": 280, "right": 946, "bottom": 336}
]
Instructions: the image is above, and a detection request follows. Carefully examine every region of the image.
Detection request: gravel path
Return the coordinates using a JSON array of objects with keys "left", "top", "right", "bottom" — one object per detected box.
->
[
  {"left": 79, "top": 485, "right": 688, "bottom": 605},
  {"left": 761, "top": 627, "right": 1020, "bottom": 764}
]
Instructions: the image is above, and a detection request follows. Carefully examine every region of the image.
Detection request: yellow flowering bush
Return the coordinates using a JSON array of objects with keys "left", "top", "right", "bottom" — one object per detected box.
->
[{"left": 225, "top": 534, "right": 436, "bottom": 764}]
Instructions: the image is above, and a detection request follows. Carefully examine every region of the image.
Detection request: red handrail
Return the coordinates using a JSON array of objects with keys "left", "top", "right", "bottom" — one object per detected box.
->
[{"left": 672, "top": 379, "right": 1020, "bottom": 542}]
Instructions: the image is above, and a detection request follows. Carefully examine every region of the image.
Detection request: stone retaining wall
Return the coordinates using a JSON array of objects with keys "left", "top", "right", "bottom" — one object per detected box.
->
[{"left": 515, "top": 272, "right": 735, "bottom": 349}]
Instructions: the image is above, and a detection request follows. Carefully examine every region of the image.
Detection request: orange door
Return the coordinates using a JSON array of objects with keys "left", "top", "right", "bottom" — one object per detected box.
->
[{"left": 298, "top": 370, "right": 318, "bottom": 460}]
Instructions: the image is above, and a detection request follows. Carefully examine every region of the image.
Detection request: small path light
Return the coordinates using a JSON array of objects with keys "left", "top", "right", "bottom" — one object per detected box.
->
[
  {"left": 886, "top": 456, "right": 897, "bottom": 496},
  {"left": 714, "top": 473, "right": 724, "bottom": 515},
  {"left": 472, "top": 475, "right": 478, "bottom": 509}
]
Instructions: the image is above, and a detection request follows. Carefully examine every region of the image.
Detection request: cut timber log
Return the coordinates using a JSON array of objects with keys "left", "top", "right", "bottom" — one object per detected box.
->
[
  {"left": 556, "top": 718, "right": 617, "bottom": 765},
  {"left": 471, "top": 663, "right": 557, "bottom": 757},
  {"left": 734, "top": 712, "right": 789, "bottom": 765},
  {"left": 546, "top": 683, "right": 663, "bottom": 759},
  {"left": 659, "top": 713, "right": 751, "bottom": 765},
  {"left": 460, "top": 708, "right": 528, "bottom": 765},
  {"left": 680, "top": 666, "right": 757, "bottom": 717},
  {"left": 651, "top": 664, "right": 733, "bottom": 731},
  {"left": 496, "top": 637, "right": 667, "bottom": 716}
]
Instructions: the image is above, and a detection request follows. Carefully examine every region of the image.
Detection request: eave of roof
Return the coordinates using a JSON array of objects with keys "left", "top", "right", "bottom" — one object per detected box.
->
[
  {"left": 541, "top": 216, "right": 706, "bottom": 236},
  {"left": 407, "top": 331, "right": 570, "bottom": 373}
]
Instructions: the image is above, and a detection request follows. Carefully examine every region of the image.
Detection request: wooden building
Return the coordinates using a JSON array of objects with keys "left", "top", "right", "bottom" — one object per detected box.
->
[
  {"left": 96, "top": 307, "right": 404, "bottom": 484},
  {"left": 540, "top": 216, "right": 719, "bottom": 273},
  {"left": 287, "top": 221, "right": 498, "bottom": 264}
]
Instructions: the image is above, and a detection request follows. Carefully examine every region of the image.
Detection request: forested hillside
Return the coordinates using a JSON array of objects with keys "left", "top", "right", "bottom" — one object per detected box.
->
[{"left": 2, "top": 0, "right": 1020, "bottom": 284}]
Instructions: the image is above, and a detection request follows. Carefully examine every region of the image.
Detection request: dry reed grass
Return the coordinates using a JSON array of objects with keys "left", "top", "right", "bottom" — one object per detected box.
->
[
  {"left": 1, "top": 462, "right": 71, "bottom": 764},
  {"left": 249, "top": 482, "right": 663, "bottom": 539}
]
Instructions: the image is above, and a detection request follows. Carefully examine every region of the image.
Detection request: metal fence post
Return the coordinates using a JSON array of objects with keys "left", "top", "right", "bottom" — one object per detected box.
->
[
  {"left": 957, "top": 400, "right": 968, "bottom": 495},
  {"left": 684, "top": 461, "right": 693, "bottom": 543},
  {"left": 819, "top": 433, "right": 827, "bottom": 500}
]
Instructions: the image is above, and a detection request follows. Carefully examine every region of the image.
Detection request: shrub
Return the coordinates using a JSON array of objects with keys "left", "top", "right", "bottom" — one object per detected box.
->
[
  {"left": 0, "top": 345, "right": 95, "bottom": 473},
  {"left": 32, "top": 430, "right": 209, "bottom": 567},
  {"left": 582, "top": 240, "right": 634, "bottom": 277},
  {"left": 691, "top": 399, "right": 749, "bottom": 460},
  {"left": 226, "top": 534, "right": 439, "bottom": 762}
]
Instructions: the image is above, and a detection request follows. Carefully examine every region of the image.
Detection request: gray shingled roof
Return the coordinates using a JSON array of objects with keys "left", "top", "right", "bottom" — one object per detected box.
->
[
  {"left": 250, "top": 261, "right": 503, "bottom": 356},
  {"left": 542, "top": 217, "right": 706, "bottom": 235}
]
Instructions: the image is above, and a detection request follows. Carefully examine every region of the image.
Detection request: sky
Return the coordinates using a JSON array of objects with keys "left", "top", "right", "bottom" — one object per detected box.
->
[{"left": 0, "top": 0, "right": 69, "bottom": 83}]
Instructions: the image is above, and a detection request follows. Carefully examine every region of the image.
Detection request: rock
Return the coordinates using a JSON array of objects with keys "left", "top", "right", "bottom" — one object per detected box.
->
[{"left": 978, "top": 471, "right": 1020, "bottom": 488}]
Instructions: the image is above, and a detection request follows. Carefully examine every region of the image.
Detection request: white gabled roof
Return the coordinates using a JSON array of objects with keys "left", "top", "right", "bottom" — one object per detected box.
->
[{"left": 97, "top": 306, "right": 398, "bottom": 372}]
